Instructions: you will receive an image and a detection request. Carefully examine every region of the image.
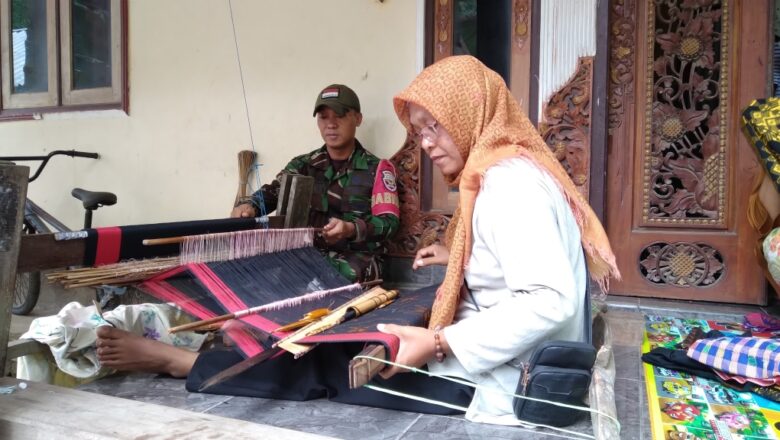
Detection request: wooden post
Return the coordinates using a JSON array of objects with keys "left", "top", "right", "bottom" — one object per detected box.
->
[
  {"left": 0, "top": 163, "right": 29, "bottom": 376},
  {"left": 280, "top": 175, "right": 314, "bottom": 229}
]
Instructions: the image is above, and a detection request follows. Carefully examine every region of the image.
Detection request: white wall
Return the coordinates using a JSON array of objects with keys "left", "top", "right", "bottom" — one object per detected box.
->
[{"left": 1, "top": 0, "right": 418, "bottom": 227}]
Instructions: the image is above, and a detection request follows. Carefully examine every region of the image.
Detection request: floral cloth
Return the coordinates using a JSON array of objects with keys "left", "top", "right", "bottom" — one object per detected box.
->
[
  {"left": 763, "top": 227, "right": 780, "bottom": 286},
  {"left": 17, "top": 302, "right": 206, "bottom": 385}
]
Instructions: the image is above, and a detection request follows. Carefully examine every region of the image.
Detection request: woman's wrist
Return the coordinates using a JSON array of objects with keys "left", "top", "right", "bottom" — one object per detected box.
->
[{"left": 432, "top": 326, "right": 451, "bottom": 362}]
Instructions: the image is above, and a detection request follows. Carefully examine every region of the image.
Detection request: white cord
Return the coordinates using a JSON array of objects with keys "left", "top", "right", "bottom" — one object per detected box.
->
[{"left": 354, "top": 354, "right": 621, "bottom": 439}]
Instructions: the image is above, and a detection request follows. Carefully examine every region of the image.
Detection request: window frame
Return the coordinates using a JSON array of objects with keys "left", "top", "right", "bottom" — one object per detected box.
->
[
  {"left": 0, "top": 0, "right": 127, "bottom": 119},
  {"left": 0, "top": 0, "right": 58, "bottom": 109}
]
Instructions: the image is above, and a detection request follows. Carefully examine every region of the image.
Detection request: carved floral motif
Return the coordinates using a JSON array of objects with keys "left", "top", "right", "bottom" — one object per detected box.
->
[
  {"left": 387, "top": 137, "right": 450, "bottom": 257},
  {"left": 539, "top": 58, "right": 594, "bottom": 198},
  {"left": 608, "top": 0, "right": 636, "bottom": 132},
  {"left": 643, "top": 0, "right": 728, "bottom": 224},
  {"left": 639, "top": 241, "right": 725, "bottom": 287},
  {"left": 436, "top": 0, "right": 452, "bottom": 57},
  {"left": 513, "top": 0, "right": 530, "bottom": 49}
]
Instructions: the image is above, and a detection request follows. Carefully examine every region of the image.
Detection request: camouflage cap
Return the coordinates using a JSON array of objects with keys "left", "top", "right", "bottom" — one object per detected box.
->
[{"left": 313, "top": 84, "right": 361, "bottom": 116}]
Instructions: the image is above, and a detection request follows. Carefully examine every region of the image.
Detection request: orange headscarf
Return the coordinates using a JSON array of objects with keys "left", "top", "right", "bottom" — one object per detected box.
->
[{"left": 394, "top": 55, "right": 620, "bottom": 330}]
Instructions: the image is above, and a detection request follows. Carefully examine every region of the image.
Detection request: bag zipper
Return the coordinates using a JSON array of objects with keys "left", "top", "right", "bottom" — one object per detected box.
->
[{"left": 521, "top": 362, "right": 531, "bottom": 395}]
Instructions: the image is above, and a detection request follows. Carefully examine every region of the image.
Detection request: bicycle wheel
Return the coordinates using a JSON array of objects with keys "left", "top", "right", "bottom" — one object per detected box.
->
[
  {"left": 12, "top": 221, "right": 41, "bottom": 315},
  {"left": 13, "top": 271, "right": 40, "bottom": 315}
]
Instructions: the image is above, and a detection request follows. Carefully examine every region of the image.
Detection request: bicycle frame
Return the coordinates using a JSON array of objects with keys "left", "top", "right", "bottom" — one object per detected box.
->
[{"left": 24, "top": 199, "right": 71, "bottom": 234}]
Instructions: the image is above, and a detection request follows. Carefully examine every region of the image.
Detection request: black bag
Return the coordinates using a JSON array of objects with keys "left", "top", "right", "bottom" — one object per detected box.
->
[
  {"left": 512, "top": 340, "right": 596, "bottom": 426},
  {"left": 512, "top": 263, "right": 596, "bottom": 427}
]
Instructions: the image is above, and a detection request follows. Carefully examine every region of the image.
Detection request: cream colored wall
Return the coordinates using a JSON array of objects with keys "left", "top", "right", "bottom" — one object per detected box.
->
[{"left": 0, "top": 0, "right": 418, "bottom": 227}]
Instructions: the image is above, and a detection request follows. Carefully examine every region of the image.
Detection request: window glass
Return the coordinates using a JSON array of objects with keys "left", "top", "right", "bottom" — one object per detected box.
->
[
  {"left": 11, "top": 0, "right": 48, "bottom": 93},
  {"left": 453, "top": 0, "right": 477, "bottom": 56},
  {"left": 70, "top": 0, "right": 111, "bottom": 90}
]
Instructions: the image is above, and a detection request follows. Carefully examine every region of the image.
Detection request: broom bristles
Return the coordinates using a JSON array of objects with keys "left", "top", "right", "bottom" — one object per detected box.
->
[{"left": 234, "top": 150, "right": 257, "bottom": 207}]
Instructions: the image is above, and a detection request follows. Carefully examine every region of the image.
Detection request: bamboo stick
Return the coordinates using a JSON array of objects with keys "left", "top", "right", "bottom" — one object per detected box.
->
[{"left": 169, "top": 279, "right": 383, "bottom": 334}]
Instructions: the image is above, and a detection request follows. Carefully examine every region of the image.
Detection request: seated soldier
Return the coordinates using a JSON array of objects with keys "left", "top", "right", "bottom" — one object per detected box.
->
[{"left": 231, "top": 84, "right": 400, "bottom": 282}]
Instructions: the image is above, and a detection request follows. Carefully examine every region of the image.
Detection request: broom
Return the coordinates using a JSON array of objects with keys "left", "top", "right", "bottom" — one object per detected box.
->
[{"left": 233, "top": 150, "right": 258, "bottom": 208}]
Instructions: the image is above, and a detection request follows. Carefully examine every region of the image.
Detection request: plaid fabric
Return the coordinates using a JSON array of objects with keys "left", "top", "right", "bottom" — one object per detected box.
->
[{"left": 687, "top": 336, "right": 780, "bottom": 380}]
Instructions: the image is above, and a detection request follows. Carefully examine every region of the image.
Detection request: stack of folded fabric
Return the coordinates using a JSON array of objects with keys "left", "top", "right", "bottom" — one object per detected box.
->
[{"left": 643, "top": 312, "right": 780, "bottom": 403}]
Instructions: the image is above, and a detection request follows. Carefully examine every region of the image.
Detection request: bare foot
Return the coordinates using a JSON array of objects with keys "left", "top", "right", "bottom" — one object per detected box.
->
[{"left": 95, "top": 326, "right": 198, "bottom": 378}]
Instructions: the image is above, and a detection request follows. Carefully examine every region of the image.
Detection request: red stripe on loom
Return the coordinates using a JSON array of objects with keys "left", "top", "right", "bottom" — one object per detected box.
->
[
  {"left": 94, "top": 227, "right": 122, "bottom": 266},
  {"left": 188, "top": 263, "right": 267, "bottom": 356},
  {"left": 303, "top": 331, "right": 400, "bottom": 361},
  {"left": 146, "top": 265, "right": 189, "bottom": 282},
  {"left": 224, "top": 326, "right": 263, "bottom": 357},
  {"left": 190, "top": 263, "right": 247, "bottom": 311},
  {"left": 140, "top": 278, "right": 214, "bottom": 320}
]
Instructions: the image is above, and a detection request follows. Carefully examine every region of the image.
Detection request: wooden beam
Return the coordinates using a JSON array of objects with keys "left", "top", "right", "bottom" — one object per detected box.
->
[
  {"left": 17, "top": 233, "right": 86, "bottom": 272},
  {"left": 348, "top": 344, "right": 386, "bottom": 389},
  {"left": 16, "top": 215, "right": 288, "bottom": 273},
  {"left": 0, "top": 163, "right": 29, "bottom": 376},
  {"left": 282, "top": 175, "right": 313, "bottom": 229},
  {"left": 7, "top": 339, "right": 46, "bottom": 360}
]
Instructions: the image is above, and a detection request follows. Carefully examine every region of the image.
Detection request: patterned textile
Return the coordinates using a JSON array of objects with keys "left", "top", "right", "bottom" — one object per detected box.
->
[
  {"left": 744, "top": 312, "right": 780, "bottom": 333},
  {"left": 245, "top": 141, "right": 399, "bottom": 281},
  {"left": 764, "top": 228, "right": 780, "bottom": 287},
  {"left": 742, "top": 98, "right": 780, "bottom": 192},
  {"left": 687, "top": 337, "right": 780, "bottom": 381},
  {"left": 712, "top": 369, "right": 780, "bottom": 388},
  {"left": 17, "top": 302, "right": 205, "bottom": 384},
  {"left": 392, "top": 55, "right": 620, "bottom": 329}
]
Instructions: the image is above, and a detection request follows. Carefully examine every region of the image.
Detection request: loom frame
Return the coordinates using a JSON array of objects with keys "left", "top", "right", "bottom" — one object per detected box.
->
[{"left": 0, "top": 165, "right": 314, "bottom": 375}]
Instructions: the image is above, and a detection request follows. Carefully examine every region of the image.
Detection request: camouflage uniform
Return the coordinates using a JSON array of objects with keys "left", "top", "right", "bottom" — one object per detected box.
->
[{"left": 244, "top": 141, "right": 399, "bottom": 282}]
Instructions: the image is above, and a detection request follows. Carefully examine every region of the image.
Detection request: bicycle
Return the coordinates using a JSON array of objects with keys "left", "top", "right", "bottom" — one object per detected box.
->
[{"left": 0, "top": 150, "right": 117, "bottom": 315}]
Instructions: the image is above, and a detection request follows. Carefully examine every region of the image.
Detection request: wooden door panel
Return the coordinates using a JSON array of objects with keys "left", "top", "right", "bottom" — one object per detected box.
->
[{"left": 607, "top": 0, "right": 769, "bottom": 304}]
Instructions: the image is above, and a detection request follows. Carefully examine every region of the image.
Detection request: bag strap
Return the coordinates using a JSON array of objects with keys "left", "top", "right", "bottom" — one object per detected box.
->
[{"left": 583, "top": 250, "right": 593, "bottom": 345}]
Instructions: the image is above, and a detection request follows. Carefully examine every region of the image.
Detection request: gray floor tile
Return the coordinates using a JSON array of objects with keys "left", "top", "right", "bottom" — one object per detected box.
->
[
  {"left": 604, "top": 312, "right": 645, "bottom": 346},
  {"left": 204, "top": 395, "right": 420, "bottom": 440},
  {"left": 399, "top": 414, "right": 592, "bottom": 440},
  {"left": 614, "top": 378, "right": 643, "bottom": 440},
  {"left": 636, "top": 297, "right": 758, "bottom": 320},
  {"left": 612, "top": 344, "right": 642, "bottom": 380},
  {"left": 78, "top": 373, "right": 233, "bottom": 413},
  {"left": 604, "top": 295, "right": 641, "bottom": 312}
]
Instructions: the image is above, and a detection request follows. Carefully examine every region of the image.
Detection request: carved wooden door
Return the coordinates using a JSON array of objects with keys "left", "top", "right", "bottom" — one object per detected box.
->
[{"left": 607, "top": 0, "right": 770, "bottom": 304}]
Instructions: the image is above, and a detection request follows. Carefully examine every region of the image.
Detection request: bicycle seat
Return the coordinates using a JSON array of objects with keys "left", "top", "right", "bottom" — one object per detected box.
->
[{"left": 71, "top": 188, "right": 117, "bottom": 210}]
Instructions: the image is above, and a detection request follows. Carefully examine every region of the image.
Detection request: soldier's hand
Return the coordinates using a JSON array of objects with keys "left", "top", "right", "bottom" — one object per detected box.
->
[
  {"left": 321, "top": 218, "right": 356, "bottom": 244},
  {"left": 230, "top": 204, "right": 256, "bottom": 218}
]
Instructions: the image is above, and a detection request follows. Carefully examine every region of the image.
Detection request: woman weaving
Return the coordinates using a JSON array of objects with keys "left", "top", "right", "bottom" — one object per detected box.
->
[{"left": 95, "top": 55, "right": 619, "bottom": 425}]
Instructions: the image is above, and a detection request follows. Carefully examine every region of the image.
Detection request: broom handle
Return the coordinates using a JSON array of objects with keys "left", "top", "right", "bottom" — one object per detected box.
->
[
  {"left": 142, "top": 236, "right": 187, "bottom": 246},
  {"left": 169, "top": 312, "right": 235, "bottom": 334},
  {"left": 168, "top": 279, "right": 384, "bottom": 333}
]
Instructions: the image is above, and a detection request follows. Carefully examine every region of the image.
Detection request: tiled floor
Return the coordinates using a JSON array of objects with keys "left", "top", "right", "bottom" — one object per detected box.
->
[{"left": 9, "top": 279, "right": 778, "bottom": 439}]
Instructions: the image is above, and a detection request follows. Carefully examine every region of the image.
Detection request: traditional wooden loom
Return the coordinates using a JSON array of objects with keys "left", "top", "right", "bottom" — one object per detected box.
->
[{"left": 0, "top": 160, "right": 414, "bottom": 391}]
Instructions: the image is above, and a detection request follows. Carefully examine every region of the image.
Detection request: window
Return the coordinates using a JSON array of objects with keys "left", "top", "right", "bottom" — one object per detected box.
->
[{"left": 0, "top": 0, "right": 126, "bottom": 117}]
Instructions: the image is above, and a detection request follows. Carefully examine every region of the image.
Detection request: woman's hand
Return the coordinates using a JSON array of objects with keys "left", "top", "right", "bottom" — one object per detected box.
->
[
  {"left": 376, "top": 323, "right": 437, "bottom": 379},
  {"left": 412, "top": 243, "right": 450, "bottom": 270},
  {"left": 320, "top": 218, "right": 356, "bottom": 244}
]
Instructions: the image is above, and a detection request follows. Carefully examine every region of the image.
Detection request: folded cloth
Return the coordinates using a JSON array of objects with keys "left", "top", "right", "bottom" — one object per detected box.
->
[
  {"left": 713, "top": 369, "right": 780, "bottom": 387},
  {"left": 17, "top": 302, "right": 206, "bottom": 382},
  {"left": 641, "top": 347, "right": 720, "bottom": 381},
  {"left": 687, "top": 336, "right": 780, "bottom": 381},
  {"left": 744, "top": 312, "right": 780, "bottom": 333}
]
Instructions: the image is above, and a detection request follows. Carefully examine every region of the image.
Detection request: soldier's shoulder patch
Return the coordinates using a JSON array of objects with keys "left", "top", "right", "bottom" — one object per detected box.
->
[{"left": 371, "top": 160, "right": 399, "bottom": 217}]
